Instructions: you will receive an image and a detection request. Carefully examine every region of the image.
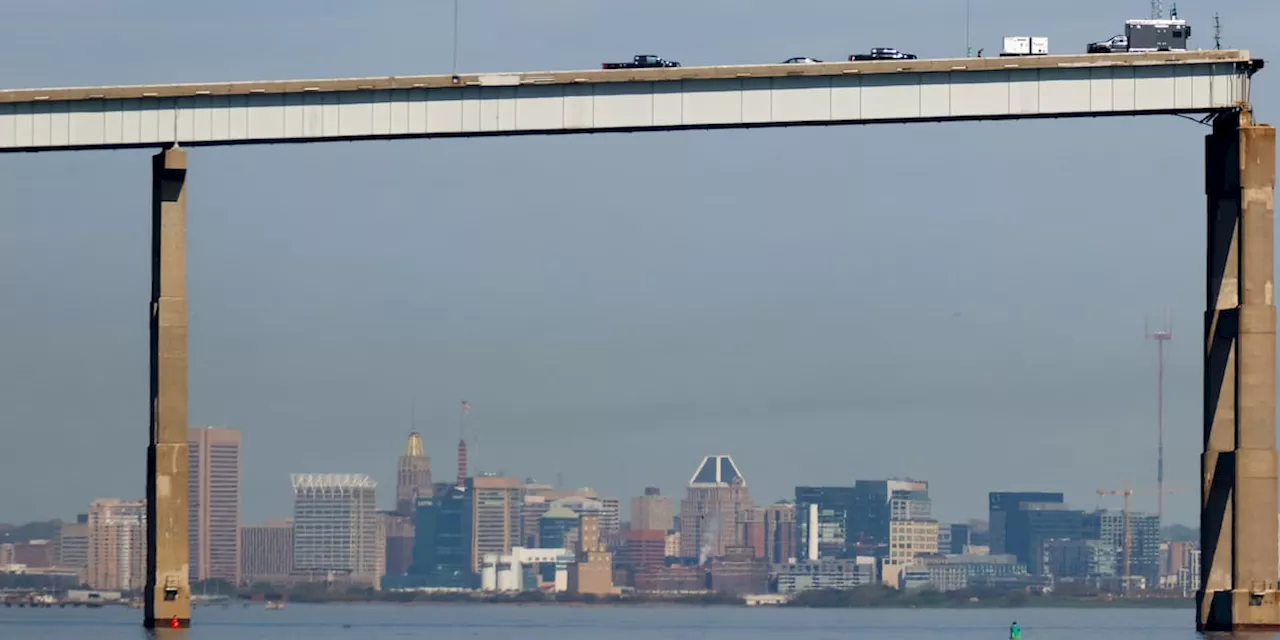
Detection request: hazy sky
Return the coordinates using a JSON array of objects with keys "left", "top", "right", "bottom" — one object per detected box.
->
[{"left": 1, "top": 0, "right": 1278, "bottom": 527}]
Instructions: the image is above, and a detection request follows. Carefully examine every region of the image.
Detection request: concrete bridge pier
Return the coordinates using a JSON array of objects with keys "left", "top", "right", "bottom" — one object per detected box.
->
[
  {"left": 144, "top": 146, "right": 192, "bottom": 628},
  {"left": 1199, "top": 109, "right": 1279, "bottom": 632}
]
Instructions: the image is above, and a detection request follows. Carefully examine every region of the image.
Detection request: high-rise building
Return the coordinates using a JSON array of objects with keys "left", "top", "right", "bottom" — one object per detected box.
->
[
  {"left": 678, "top": 455, "right": 752, "bottom": 560},
  {"left": 87, "top": 499, "right": 147, "bottom": 591},
  {"left": 794, "top": 487, "right": 856, "bottom": 559},
  {"left": 1084, "top": 509, "right": 1161, "bottom": 587},
  {"left": 988, "top": 492, "right": 1064, "bottom": 554},
  {"left": 470, "top": 475, "right": 524, "bottom": 573},
  {"left": 738, "top": 503, "right": 795, "bottom": 564},
  {"left": 631, "top": 487, "right": 674, "bottom": 532},
  {"left": 188, "top": 426, "right": 241, "bottom": 584},
  {"left": 1005, "top": 502, "right": 1084, "bottom": 576},
  {"left": 57, "top": 516, "right": 89, "bottom": 571},
  {"left": 882, "top": 519, "right": 940, "bottom": 588},
  {"left": 848, "top": 479, "right": 931, "bottom": 557},
  {"left": 409, "top": 486, "right": 475, "bottom": 586},
  {"left": 382, "top": 512, "right": 415, "bottom": 576},
  {"left": 599, "top": 496, "right": 621, "bottom": 536},
  {"left": 396, "top": 432, "right": 432, "bottom": 517},
  {"left": 239, "top": 519, "right": 293, "bottom": 585},
  {"left": 290, "top": 473, "right": 382, "bottom": 585}
]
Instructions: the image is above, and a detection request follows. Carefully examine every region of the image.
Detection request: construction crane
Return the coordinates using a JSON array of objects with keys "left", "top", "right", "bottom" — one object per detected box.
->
[{"left": 1096, "top": 481, "right": 1180, "bottom": 591}]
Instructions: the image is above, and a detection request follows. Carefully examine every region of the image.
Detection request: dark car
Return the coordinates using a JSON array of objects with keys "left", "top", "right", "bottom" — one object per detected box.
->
[
  {"left": 603, "top": 54, "right": 681, "bottom": 69},
  {"left": 849, "top": 47, "right": 919, "bottom": 61}
]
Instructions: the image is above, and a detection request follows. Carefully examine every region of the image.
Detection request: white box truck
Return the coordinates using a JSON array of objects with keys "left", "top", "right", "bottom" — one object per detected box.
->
[{"left": 1001, "top": 36, "right": 1049, "bottom": 56}]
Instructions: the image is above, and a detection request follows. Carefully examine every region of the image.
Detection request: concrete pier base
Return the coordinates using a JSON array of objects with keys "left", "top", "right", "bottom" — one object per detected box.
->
[
  {"left": 144, "top": 147, "right": 192, "bottom": 629},
  {"left": 1197, "top": 111, "right": 1280, "bottom": 633}
]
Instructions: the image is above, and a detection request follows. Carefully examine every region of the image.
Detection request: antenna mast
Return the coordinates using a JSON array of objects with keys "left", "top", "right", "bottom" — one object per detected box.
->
[
  {"left": 1214, "top": 13, "right": 1222, "bottom": 49},
  {"left": 1146, "top": 314, "right": 1173, "bottom": 522},
  {"left": 1151, "top": 0, "right": 1163, "bottom": 20}
]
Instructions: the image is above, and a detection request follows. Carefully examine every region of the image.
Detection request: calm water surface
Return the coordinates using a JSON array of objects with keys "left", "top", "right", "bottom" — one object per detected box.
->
[{"left": 0, "top": 603, "right": 1251, "bottom": 639}]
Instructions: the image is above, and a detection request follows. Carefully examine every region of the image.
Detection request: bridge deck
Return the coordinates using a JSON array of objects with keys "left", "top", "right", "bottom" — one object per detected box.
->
[{"left": 0, "top": 50, "right": 1256, "bottom": 152}]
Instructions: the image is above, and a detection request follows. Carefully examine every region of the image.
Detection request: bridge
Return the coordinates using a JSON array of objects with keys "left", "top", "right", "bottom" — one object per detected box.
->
[
  {"left": 1, "top": 50, "right": 1275, "bottom": 632},
  {"left": 0, "top": 50, "right": 1258, "bottom": 151}
]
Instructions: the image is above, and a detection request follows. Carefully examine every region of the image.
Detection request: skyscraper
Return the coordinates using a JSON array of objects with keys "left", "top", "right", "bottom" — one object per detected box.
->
[
  {"left": 409, "top": 486, "right": 474, "bottom": 586},
  {"left": 396, "top": 432, "right": 432, "bottom": 516},
  {"left": 290, "top": 473, "right": 382, "bottom": 585},
  {"left": 631, "top": 487, "right": 674, "bottom": 532},
  {"left": 469, "top": 476, "right": 523, "bottom": 573},
  {"left": 678, "top": 455, "right": 752, "bottom": 560},
  {"left": 87, "top": 499, "right": 147, "bottom": 591},
  {"left": 188, "top": 426, "right": 241, "bottom": 584}
]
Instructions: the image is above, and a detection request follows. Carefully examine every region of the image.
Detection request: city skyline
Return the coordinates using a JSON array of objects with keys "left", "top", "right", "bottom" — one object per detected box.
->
[
  {"left": 5, "top": 0, "right": 1278, "bottom": 528},
  {"left": 1, "top": 432, "right": 1197, "bottom": 597}
]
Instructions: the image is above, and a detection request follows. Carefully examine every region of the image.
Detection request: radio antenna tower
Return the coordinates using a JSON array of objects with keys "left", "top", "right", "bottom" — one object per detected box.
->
[
  {"left": 1146, "top": 314, "right": 1173, "bottom": 521},
  {"left": 1214, "top": 13, "right": 1222, "bottom": 49},
  {"left": 1151, "top": 0, "right": 1163, "bottom": 20}
]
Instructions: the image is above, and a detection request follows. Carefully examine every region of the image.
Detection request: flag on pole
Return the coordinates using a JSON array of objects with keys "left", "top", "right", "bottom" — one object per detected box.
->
[{"left": 461, "top": 400, "right": 471, "bottom": 416}]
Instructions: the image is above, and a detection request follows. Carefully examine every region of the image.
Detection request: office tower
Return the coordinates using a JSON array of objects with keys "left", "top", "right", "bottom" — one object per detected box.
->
[
  {"left": 1005, "top": 502, "right": 1085, "bottom": 576},
  {"left": 410, "top": 486, "right": 475, "bottom": 585},
  {"left": 239, "top": 519, "right": 293, "bottom": 585},
  {"left": 737, "top": 503, "right": 795, "bottom": 564},
  {"left": 988, "top": 491, "right": 1064, "bottom": 554},
  {"left": 290, "top": 474, "right": 381, "bottom": 585},
  {"left": 396, "top": 432, "right": 432, "bottom": 517},
  {"left": 57, "top": 516, "right": 89, "bottom": 571},
  {"left": 539, "top": 507, "right": 580, "bottom": 550},
  {"left": 848, "top": 479, "right": 930, "bottom": 552},
  {"left": 1085, "top": 509, "right": 1161, "bottom": 587},
  {"left": 631, "top": 487, "right": 674, "bottom": 532},
  {"left": 470, "top": 476, "right": 524, "bottom": 572},
  {"left": 678, "top": 455, "right": 752, "bottom": 560},
  {"left": 87, "top": 499, "right": 147, "bottom": 591},
  {"left": 382, "top": 512, "right": 415, "bottom": 576},
  {"left": 567, "top": 516, "right": 615, "bottom": 595},
  {"left": 794, "top": 487, "right": 856, "bottom": 559},
  {"left": 188, "top": 426, "right": 241, "bottom": 584}
]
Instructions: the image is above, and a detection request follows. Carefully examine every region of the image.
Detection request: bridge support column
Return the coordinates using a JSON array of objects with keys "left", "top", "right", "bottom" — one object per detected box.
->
[
  {"left": 1198, "top": 111, "right": 1279, "bottom": 632},
  {"left": 144, "top": 146, "right": 192, "bottom": 629}
]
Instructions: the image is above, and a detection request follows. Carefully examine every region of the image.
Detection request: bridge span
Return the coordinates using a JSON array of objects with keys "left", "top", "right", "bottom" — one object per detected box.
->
[{"left": 0, "top": 49, "right": 1260, "bottom": 152}]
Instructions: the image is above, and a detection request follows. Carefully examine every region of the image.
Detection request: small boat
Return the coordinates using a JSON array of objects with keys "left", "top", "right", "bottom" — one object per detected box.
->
[{"left": 264, "top": 600, "right": 285, "bottom": 610}]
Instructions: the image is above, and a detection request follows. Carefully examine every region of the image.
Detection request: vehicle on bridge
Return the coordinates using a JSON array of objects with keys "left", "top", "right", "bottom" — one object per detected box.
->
[
  {"left": 1088, "top": 9, "right": 1190, "bottom": 53},
  {"left": 782, "top": 56, "right": 822, "bottom": 64},
  {"left": 603, "top": 54, "right": 681, "bottom": 69},
  {"left": 849, "top": 47, "right": 918, "bottom": 61},
  {"left": 1001, "top": 36, "right": 1049, "bottom": 56}
]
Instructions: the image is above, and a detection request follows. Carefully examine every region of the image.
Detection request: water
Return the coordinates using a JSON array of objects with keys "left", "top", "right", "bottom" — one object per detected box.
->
[{"left": 0, "top": 603, "right": 1230, "bottom": 639}]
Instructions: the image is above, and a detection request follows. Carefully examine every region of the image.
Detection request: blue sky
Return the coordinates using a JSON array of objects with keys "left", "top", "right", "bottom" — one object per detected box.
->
[{"left": 1, "top": 0, "right": 1278, "bottom": 526}]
